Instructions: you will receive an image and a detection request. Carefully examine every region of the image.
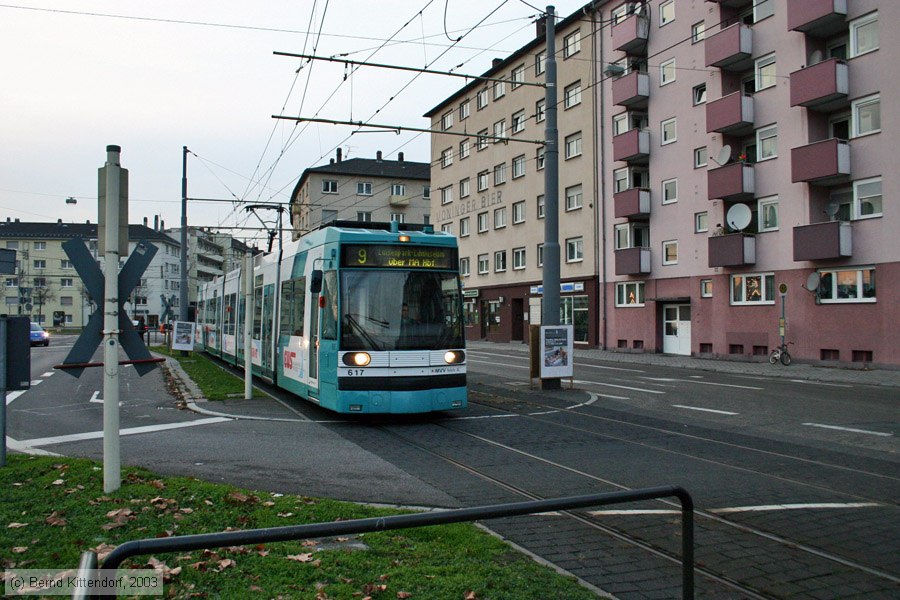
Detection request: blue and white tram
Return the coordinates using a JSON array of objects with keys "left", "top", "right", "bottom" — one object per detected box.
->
[{"left": 196, "top": 221, "right": 467, "bottom": 414}]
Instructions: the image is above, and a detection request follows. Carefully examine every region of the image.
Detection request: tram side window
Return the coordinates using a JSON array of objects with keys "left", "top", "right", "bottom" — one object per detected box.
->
[
  {"left": 279, "top": 280, "right": 294, "bottom": 336},
  {"left": 224, "top": 293, "right": 237, "bottom": 335},
  {"left": 253, "top": 287, "right": 263, "bottom": 340},
  {"left": 294, "top": 277, "right": 306, "bottom": 336},
  {"left": 197, "top": 300, "right": 205, "bottom": 325},
  {"left": 321, "top": 271, "right": 338, "bottom": 340}
]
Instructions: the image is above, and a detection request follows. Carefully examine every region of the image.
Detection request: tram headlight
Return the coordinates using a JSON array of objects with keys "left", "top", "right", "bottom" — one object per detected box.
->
[
  {"left": 343, "top": 352, "right": 371, "bottom": 367},
  {"left": 444, "top": 350, "right": 465, "bottom": 364}
]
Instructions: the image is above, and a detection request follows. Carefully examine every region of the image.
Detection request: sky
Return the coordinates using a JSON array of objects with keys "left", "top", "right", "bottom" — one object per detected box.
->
[{"left": 1, "top": 0, "right": 588, "bottom": 249}]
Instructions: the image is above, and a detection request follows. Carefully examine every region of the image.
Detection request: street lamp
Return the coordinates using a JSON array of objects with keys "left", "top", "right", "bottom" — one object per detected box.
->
[{"left": 65, "top": 196, "right": 77, "bottom": 205}]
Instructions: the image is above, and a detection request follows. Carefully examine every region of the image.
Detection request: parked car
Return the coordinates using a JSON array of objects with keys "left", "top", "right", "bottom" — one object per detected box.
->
[
  {"left": 132, "top": 318, "right": 148, "bottom": 333},
  {"left": 30, "top": 322, "right": 50, "bottom": 346}
]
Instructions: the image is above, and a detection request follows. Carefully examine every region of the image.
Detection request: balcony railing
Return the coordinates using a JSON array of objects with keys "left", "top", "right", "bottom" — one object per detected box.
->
[
  {"left": 787, "top": 0, "right": 848, "bottom": 37},
  {"left": 708, "top": 234, "right": 756, "bottom": 267},
  {"left": 790, "top": 58, "right": 848, "bottom": 110},
  {"left": 705, "top": 23, "right": 752, "bottom": 71},
  {"left": 791, "top": 138, "right": 850, "bottom": 185},
  {"left": 793, "top": 221, "right": 852, "bottom": 261},
  {"left": 613, "top": 129, "right": 650, "bottom": 163},
  {"left": 707, "top": 162, "right": 754, "bottom": 201},
  {"left": 706, "top": 92, "right": 754, "bottom": 134},
  {"left": 613, "top": 188, "right": 651, "bottom": 220},
  {"left": 611, "top": 14, "right": 649, "bottom": 54},
  {"left": 389, "top": 195, "right": 410, "bottom": 206},
  {"left": 615, "top": 247, "right": 651, "bottom": 275},
  {"left": 612, "top": 71, "right": 650, "bottom": 108}
]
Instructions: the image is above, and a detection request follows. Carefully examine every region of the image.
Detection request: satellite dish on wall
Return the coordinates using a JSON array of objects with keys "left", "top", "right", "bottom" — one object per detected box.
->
[
  {"left": 712, "top": 145, "right": 732, "bottom": 166},
  {"left": 809, "top": 50, "right": 824, "bottom": 65},
  {"left": 726, "top": 203, "right": 752, "bottom": 231},
  {"left": 805, "top": 272, "right": 821, "bottom": 292},
  {"left": 825, "top": 201, "right": 840, "bottom": 220}
]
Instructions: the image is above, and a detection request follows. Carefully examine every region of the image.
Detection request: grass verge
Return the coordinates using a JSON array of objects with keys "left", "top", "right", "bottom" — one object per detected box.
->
[
  {"left": 151, "top": 345, "right": 266, "bottom": 401},
  {"left": 1, "top": 455, "right": 596, "bottom": 599}
]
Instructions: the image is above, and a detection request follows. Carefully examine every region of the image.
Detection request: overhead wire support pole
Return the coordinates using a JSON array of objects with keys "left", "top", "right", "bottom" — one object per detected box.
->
[
  {"left": 271, "top": 115, "right": 545, "bottom": 145},
  {"left": 180, "top": 146, "right": 189, "bottom": 323},
  {"left": 273, "top": 51, "right": 547, "bottom": 88}
]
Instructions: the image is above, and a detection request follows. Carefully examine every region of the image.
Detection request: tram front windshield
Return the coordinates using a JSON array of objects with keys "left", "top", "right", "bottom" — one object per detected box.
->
[{"left": 340, "top": 270, "right": 464, "bottom": 351}]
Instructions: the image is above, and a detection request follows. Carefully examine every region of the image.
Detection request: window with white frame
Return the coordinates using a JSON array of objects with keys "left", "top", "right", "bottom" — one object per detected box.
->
[
  {"left": 494, "top": 207, "right": 507, "bottom": 229},
  {"left": 537, "top": 243, "right": 544, "bottom": 266},
  {"left": 660, "top": 58, "right": 676, "bottom": 85},
  {"left": 513, "top": 247, "right": 526, "bottom": 270},
  {"left": 423, "top": 186, "right": 431, "bottom": 199},
  {"left": 661, "top": 117, "right": 677, "bottom": 145},
  {"left": 852, "top": 94, "right": 880, "bottom": 137},
  {"left": 459, "top": 100, "right": 470, "bottom": 121},
  {"left": 477, "top": 212, "right": 489, "bottom": 233},
  {"left": 476, "top": 88, "right": 489, "bottom": 110},
  {"left": 33, "top": 259, "right": 46, "bottom": 269},
  {"left": 511, "top": 64, "right": 525, "bottom": 88},
  {"left": 357, "top": 211, "right": 372, "bottom": 222},
  {"left": 695, "top": 211, "right": 709, "bottom": 233},
  {"left": 322, "top": 180, "right": 338, "bottom": 194},
  {"left": 817, "top": 267, "right": 876, "bottom": 303},
  {"left": 756, "top": 125, "right": 778, "bottom": 160},
  {"left": 611, "top": 3, "right": 630, "bottom": 25},
  {"left": 615, "top": 281, "right": 645, "bottom": 306},
  {"left": 730, "top": 273, "right": 775, "bottom": 305},
  {"left": 34, "top": 241, "right": 46, "bottom": 250},
  {"left": 566, "top": 237, "right": 583, "bottom": 262},
  {"left": 512, "top": 200, "right": 525, "bottom": 224},
  {"left": 61, "top": 277, "right": 73, "bottom": 287},
  {"left": 537, "top": 194, "right": 545, "bottom": 219},
  {"left": 477, "top": 171, "right": 489, "bottom": 191},
  {"left": 510, "top": 110, "right": 526, "bottom": 135},
  {"left": 565, "top": 184, "right": 583, "bottom": 211},
  {"left": 441, "top": 110, "right": 453, "bottom": 131},
  {"left": 391, "top": 183, "right": 406, "bottom": 196},
  {"left": 662, "top": 240, "right": 678, "bottom": 265},
  {"left": 694, "top": 146, "right": 708, "bottom": 168},
  {"left": 700, "top": 279, "right": 712, "bottom": 298},
  {"left": 758, "top": 197, "right": 778, "bottom": 231},
  {"left": 565, "top": 132, "right": 582, "bottom": 159},
  {"left": 535, "top": 52, "right": 545, "bottom": 75},
  {"left": 614, "top": 222, "right": 650, "bottom": 249},
  {"left": 459, "top": 178, "right": 470, "bottom": 198},
  {"left": 459, "top": 139, "right": 470, "bottom": 159},
  {"left": 849, "top": 12, "right": 878, "bottom": 58},
  {"left": 460, "top": 257, "right": 470, "bottom": 277},
  {"left": 536, "top": 146, "right": 545, "bottom": 170},
  {"left": 564, "top": 81, "right": 582, "bottom": 109},
  {"left": 692, "top": 22, "right": 705, "bottom": 43},
  {"left": 662, "top": 178, "right": 677, "bottom": 204},
  {"left": 441, "top": 223, "right": 453, "bottom": 234},
  {"left": 440, "top": 147, "right": 454, "bottom": 168},
  {"left": 61, "top": 259, "right": 73, "bottom": 270},
  {"left": 659, "top": 0, "right": 674, "bottom": 26},
  {"left": 441, "top": 186, "right": 453, "bottom": 205},
  {"left": 563, "top": 30, "right": 581, "bottom": 58},
  {"left": 478, "top": 254, "right": 489, "bottom": 274},
  {"left": 477, "top": 129, "right": 489, "bottom": 151},
  {"left": 535, "top": 98, "right": 545, "bottom": 122},
  {"left": 390, "top": 213, "right": 405, "bottom": 223},
  {"left": 493, "top": 79, "right": 505, "bottom": 100},
  {"left": 854, "top": 177, "right": 882, "bottom": 218},
  {"left": 494, "top": 163, "right": 507, "bottom": 185},
  {"left": 493, "top": 119, "right": 506, "bottom": 142},
  {"left": 693, "top": 83, "right": 707, "bottom": 105},
  {"left": 357, "top": 182, "right": 373, "bottom": 195},
  {"left": 512, "top": 155, "right": 526, "bottom": 178},
  {"left": 755, "top": 53, "right": 776, "bottom": 91},
  {"left": 494, "top": 250, "right": 507, "bottom": 272},
  {"left": 460, "top": 217, "right": 470, "bottom": 237},
  {"left": 612, "top": 112, "right": 629, "bottom": 136},
  {"left": 613, "top": 168, "right": 629, "bottom": 193}
]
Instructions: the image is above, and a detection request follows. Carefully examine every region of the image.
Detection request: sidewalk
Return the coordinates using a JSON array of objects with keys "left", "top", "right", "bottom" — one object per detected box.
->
[{"left": 466, "top": 340, "right": 900, "bottom": 388}]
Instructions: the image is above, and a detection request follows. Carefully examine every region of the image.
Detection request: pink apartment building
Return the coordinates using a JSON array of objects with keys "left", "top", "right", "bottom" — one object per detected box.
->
[{"left": 428, "top": 0, "right": 898, "bottom": 367}]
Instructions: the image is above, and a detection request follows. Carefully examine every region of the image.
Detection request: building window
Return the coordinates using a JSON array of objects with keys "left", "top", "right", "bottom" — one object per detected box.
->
[
  {"left": 662, "top": 178, "right": 677, "bottom": 204},
  {"left": 423, "top": 186, "right": 431, "bottom": 199},
  {"left": 563, "top": 30, "right": 581, "bottom": 58},
  {"left": 494, "top": 250, "right": 507, "bottom": 272},
  {"left": 441, "top": 223, "right": 453, "bottom": 235},
  {"left": 695, "top": 211, "right": 709, "bottom": 233},
  {"left": 758, "top": 197, "right": 779, "bottom": 232},
  {"left": 494, "top": 207, "right": 507, "bottom": 229},
  {"left": 390, "top": 213, "right": 405, "bottom": 223},
  {"left": 614, "top": 223, "right": 649, "bottom": 249},
  {"left": 615, "top": 282, "right": 645, "bottom": 307},
  {"left": 660, "top": 58, "right": 676, "bottom": 85},
  {"left": 817, "top": 267, "right": 876, "bottom": 303},
  {"left": 33, "top": 277, "right": 47, "bottom": 287},
  {"left": 661, "top": 118, "right": 677, "bottom": 145},
  {"left": 852, "top": 94, "right": 880, "bottom": 137},
  {"left": 564, "top": 81, "right": 582, "bottom": 109},
  {"left": 477, "top": 212, "right": 489, "bottom": 233},
  {"left": 459, "top": 100, "right": 470, "bottom": 121},
  {"left": 537, "top": 243, "right": 544, "bottom": 267},
  {"left": 494, "top": 163, "right": 507, "bottom": 185},
  {"left": 756, "top": 124, "right": 778, "bottom": 160},
  {"left": 476, "top": 129, "right": 489, "bottom": 151},
  {"left": 730, "top": 273, "right": 775, "bottom": 305},
  {"left": 755, "top": 53, "right": 776, "bottom": 91},
  {"left": 476, "top": 88, "right": 489, "bottom": 110},
  {"left": 662, "top": 240, "right": 678, "bottom": 265},
  {"left": 493, "top": 120, "right": 506, "bottom": 143},
  {"left": 691, "top": 22, "right": 706, "bottom": 43},
  {"left": 694, "top": 146, "right": 707, "bottom": 168},
  {"left": 459, "top": 139, "right": 470, "bottom": 159},
  {"left": 536, "top": 146, "right": 545, "bottom": 170},
  {"left": 33, "top": 259, "right": 46, "bottom": 269},
  {"left": 659, "top": 0, "right": 674, "bottom": 26},
  {"left": 513, "top": 247, "right": 526, "bottom": 270},
  {"left": 700, "top": 279, "right": 712, "bottom": 298},
  {"left": 565, "top": 132, "right": 582, "bottom": 159},
  {"left": 460, "top": 257, "right": 470, "bottom": 277},
  {"left": 34, "top": 242, "right": 46, "bottom": 251},
  {"left": 537, "top": 195, "right": 545, "bottom": 219},
  {"left": 693, "top": 83, "right": 707, "bottom": 105},
  {"left": 322, "top": 180, "right": 338, "bottom": 194},
  {"left": 510, "top": 110, "right": 526, "bottom": 134},
  {"left": 460, "top": 217, "right": 470, "bottom": 237},
  {"left": 476, "top": 170, "right": 489, "bottom": 192},
  {"left": 512, "top": 155, "right": 526, "bottom": 179},
  {"left": 441, "top": 186, "right": 453, "bottom": 205},
  {"left": 565, "top": 184, "right": 583, "bottom": 211},
  {"left": 357, "top": 182, "right": 372, "bottom": 195},
  {"left": 441, "top": 147, "right": 454, "bottom": 168},
  {"left": 511, "top": 64, "right": 525, "bottom": 88},
  {"left": 60, "top": 259, "right": 73, "bottom": 270},
  {"left": 459, "top": 178, "right": 470, "bottom": 198},
  {"left": 849, "top": 12, "right": 878, "bottom": 58},
  {"left": 512, "top": 200, "right": 525, "bottom": 224},
  {"left": 478, "top": 254, "right": 489, "bottom": 274},
  {"left": 566, "top": 237, "right": 583, "bottom": 263},
  {"left": 535, "top": 52, "right": 545, "bottom": 75},
  {"left": 441, "top": 110, "right": 453, "bottom": 131},
  {"left": 853, "top": 177, "right": 882, "bottom": 219},
  {"left": 5, "top": 241, "right": 18, "bottom": 249},
  {"left": 535, "top": 99, "right": 546, "bottom": 123},
  {"left": 357, "top": 211, "right": 372, "bottom": 222},
  {"left": 493, "top": 79, "right": 506, "bottom": 100},
  {"left": 61, "top": 278, "right": 73, "bottom": 288},
  {"left": 391, "top": 183, "right": 406, "bottom": 196}
]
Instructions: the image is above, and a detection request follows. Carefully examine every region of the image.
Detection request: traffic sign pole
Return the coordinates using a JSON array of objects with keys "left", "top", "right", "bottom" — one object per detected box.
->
[{"left": 102, "top": 145, "right": 123, "bottom": 494}]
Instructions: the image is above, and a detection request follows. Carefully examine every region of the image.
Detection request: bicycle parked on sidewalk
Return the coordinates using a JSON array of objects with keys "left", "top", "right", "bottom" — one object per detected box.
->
[{"left": 769, "top": 341, "right": 793, "bottom": 366}]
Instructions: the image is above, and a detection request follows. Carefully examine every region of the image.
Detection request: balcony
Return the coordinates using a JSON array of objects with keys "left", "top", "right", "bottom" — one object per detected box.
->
[
  {"left": 615, "top": 247, "right": 651, "bottom": 275},
  {"left": 705, "top": 0, "right": 751, "bottom": 7},
  {"left": 707, "top": 162, "right": 754, "bottom": 201},
  {"left": 706, "top": 92, "right": 754, "bottom": 134},
  {"left": 612, "top": 71, "right": 649, "bottom": 108},
  {"left": 790, "top": 59, "right": 848, "bottom": 110},
  {"left": 791, "top": 138, "right": 850, "bottom": 185},
  {"left": 787, "top": 0, "right": 847, "bottom": 38},
  {"left": 613, "top": 129, "right": 650, "bottom": 163},
  {"left": 389, "top": 195, "right": 410, "bottom": 207},
  {"left": 614, "top": 188, "right": 651, "bottom": 220},
  {"left": 708, "top": 234, "right": 756, "bottom": 268},
  {"left": 705, "top": 23, "right": 752, "bottom": 71},
  {"left": 793, "top": 221, "right": 852, "bottom": 261},
  {"left": 611, "top": 14, "right": 649, "bottom": 54}
]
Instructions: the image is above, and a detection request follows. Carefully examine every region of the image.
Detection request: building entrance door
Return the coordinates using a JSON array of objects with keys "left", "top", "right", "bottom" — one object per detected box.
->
[{"left": 662, "top": 304, "right": 691, "bottom": 355}]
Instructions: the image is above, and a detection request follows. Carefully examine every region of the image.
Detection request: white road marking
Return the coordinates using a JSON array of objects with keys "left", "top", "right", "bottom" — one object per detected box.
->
[
  {"left": 590, "top": 509, "right": 680, "bottom": 516},
  {"left": 30, "top": 380, "right": 42, "bottom": 386},
  {"left": 789, "top": 379, "right": 852, "bottom": 388},
  {"left": 710, "top": 503, "right": 881, "bottom": 514},
  {"left": 571, "top": 382, "right": 628, "bottom": 399},
  {"left": 5, "top": 390, "right": 26, "bottom": 405},
  {"left": 642, "top": 377, "right": 762, "bottom": 390},
  {"left": 803, "top": 423, "right": 893, "bottom": 437},
  {"left": 673, "top": 404, "right": 739, "bottom": 416},
  {"left": 577, "top": 381, "right": 665, "bottom": 394},
  {"left": 454, "top": 414, "right": 520, "bottom": 420},
  {"left": 528, "top": 410, "right": 560, "bottom": 416},
  {"left": 566, "top": 392, "right": 599, "bottom": 410},
  {"left": 89, "top": 391, "right": 102, "bottom": 403},
  {"left": 41, "top": 372, "right": 55, "bottom": 377},
  {"left": 9, "top": 417, "right": 232, "bottom": 448}
]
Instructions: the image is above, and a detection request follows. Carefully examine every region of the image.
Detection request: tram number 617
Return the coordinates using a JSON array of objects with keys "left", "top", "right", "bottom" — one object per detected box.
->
[{"left": 345, "top": 369, "right": 365, "bottom": 376}]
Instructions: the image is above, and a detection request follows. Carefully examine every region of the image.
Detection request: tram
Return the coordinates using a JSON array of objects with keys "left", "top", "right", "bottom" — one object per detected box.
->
[{"left": 195, "top": 221, "right": 467, "bottom": 414}]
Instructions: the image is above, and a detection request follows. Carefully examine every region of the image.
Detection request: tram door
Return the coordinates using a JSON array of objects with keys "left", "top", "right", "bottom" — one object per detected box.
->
[
  {"left": 308, "top": 285, "right": 319, "bottom": 382},
  {"left": 262, "top": 284, "right": 274, "bottom": 372}
]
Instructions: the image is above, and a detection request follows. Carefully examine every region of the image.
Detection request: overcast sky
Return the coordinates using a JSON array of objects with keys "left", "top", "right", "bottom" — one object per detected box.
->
[{"left": 1, "top": 0, "right": 587, "bottom": 248}]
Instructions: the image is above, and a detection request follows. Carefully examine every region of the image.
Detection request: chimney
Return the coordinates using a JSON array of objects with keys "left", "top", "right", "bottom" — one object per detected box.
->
[
  {"left": 86, "top": 220, "right": 90, "bottom": 224},
  {"left": 535, "top": 16, "right": 547, "bottom": 40},
  {"left": 154, "top": 215, "right": 159, "bottom": 231},
  {"left": 58, "top": 219, "right": 63, "bottom": 224},
  {"left": 398, "top": 152, "right": 404, "bottom": 164},
  {"left": 376, "top": 150, "right": 382, "bottom": 162},
  {"left": 143, "top": 216, "right": 148, "bottom": 227},
  {"left": 160, "top": 219, "right": 165, "bottom": 230},
  {"left": 336, "top": 147, "right": 342, "bottom": 162},
  {"left": 492, "top": 58, "right": 503, "bottom": 68},
  {"left": 330, "top": 158, "right": 335, "bottom": 164}
]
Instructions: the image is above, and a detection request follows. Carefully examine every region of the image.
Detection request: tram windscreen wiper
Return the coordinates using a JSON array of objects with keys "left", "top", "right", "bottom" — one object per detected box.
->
[{"left": 344, "top": 313, "right": 383, "bottom": 350}]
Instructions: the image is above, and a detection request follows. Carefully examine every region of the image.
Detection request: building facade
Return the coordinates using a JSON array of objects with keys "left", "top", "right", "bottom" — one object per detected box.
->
[
  {"left": 290, "top": 149, "right": 431, "bottom": 238},
  {"left": 428, "top": 0, "right": 898, "bottom": 367}
]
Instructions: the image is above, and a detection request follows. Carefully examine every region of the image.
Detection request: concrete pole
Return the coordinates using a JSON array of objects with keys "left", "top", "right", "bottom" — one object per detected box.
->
[
  {"left": 180, "top": 146, "right": 189, "bottom": 322},
  {"left": 1, "top": 318, "right": 7, "bottom": 467},
  {"left": 243, "top": 253, "right": 254, "bottom": 399},
  {"left": 102, "top": 145, "right": 122, "bottom": 493},
  {"left": 542, "top": 6, "right": 561, "bottom": 390}
]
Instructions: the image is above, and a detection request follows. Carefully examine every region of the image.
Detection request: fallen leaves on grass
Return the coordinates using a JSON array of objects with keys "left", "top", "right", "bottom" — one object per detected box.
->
[
  {"left": 7, "top": 522, "right": 29, "bottom": 529},
  {"left": 44, "top": 512, "right": 67, "bottom": 527}
]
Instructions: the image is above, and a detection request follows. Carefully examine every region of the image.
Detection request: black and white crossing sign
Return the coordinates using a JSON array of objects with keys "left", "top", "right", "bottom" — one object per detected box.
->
[{"left": 58, "top": 237, "right": 159, "bottom": 378}]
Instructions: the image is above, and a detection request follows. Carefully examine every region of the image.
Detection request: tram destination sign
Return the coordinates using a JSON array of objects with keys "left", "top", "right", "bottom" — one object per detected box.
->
[{"left": 342, "top": 244, "right": 457, "bottom": 270}]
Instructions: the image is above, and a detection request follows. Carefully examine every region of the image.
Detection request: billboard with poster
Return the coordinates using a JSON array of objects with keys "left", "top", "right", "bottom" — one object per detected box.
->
[
  {"left": 171, "top": 321, "right": 195, "bottom": 351},
  {"left": 540, "top": 325, "right": 573, "bottom": 379}
]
